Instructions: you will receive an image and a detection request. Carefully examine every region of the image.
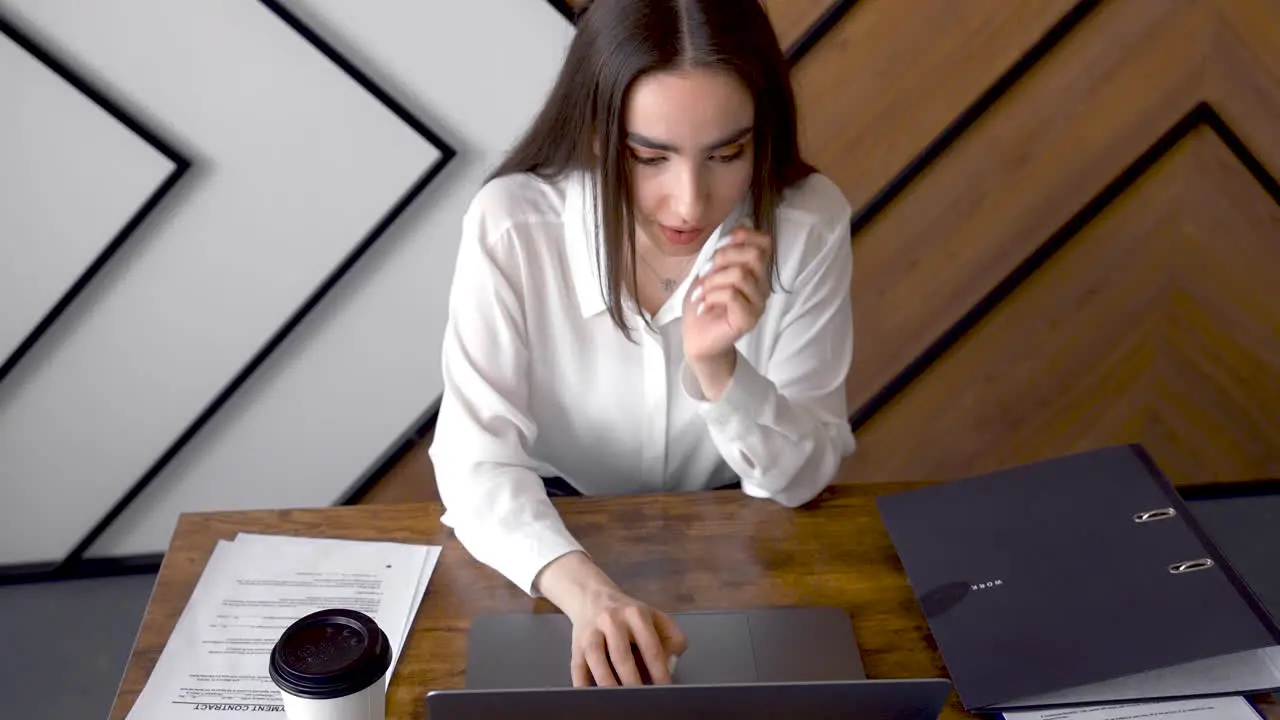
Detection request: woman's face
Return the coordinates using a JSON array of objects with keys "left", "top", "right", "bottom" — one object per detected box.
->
[{"left": 624, "top": 67, "right": 755, "bottom": 258}]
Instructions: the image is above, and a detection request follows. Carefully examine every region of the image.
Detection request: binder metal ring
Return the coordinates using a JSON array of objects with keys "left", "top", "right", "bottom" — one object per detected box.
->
[
  {"left": 1134, "top": 508, "right": 1176, "bottom": 523},
  {"left": 1168, "top": 558, "right": 1214, "bottom": 574}
]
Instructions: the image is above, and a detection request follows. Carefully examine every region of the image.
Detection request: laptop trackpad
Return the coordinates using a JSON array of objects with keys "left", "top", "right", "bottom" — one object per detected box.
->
[
  {"left": 465, "top": 612, "right": 760, "bottom": 689},
  {"left": 670, "top": 613, "right": 758, "bottom": 684}
]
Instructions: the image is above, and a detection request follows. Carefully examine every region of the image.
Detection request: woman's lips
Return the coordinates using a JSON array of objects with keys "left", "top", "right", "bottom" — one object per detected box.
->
[{"left": 660, "top": 225, "right": 705, "bottom": 246}]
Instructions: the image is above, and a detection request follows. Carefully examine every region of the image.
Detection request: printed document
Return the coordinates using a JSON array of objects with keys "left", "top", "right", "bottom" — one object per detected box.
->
[
  {"left": 1002, "top": 695, "right": 1263, "bottom": 720},
  {"left": 124, "top": 533, "right": 441, "bottom": 718}
]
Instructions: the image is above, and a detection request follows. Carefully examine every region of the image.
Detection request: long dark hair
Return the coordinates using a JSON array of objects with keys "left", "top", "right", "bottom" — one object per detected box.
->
[{"left": 489, "top": 0, "right": 815, "bottom": 339}]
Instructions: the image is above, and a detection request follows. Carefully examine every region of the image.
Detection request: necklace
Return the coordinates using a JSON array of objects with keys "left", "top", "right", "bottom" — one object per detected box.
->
[{"left": 637, "top": 252, "right": 696, "bottom": 294}]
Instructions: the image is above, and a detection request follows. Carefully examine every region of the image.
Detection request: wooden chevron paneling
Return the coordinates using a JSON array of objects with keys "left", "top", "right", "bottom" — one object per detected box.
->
[
  {"left": 840, "top": 0, "right": 1280, "bottom": 484},
  {"left": 846, "top": 123, "right": 1280, "bottom": 485},
  {"left": 1212, "top": 0, "right": 1280, "bottom": 166},
  {"left": 791, "top": 0, "right": 1079, "bottom": 211},
  {"left": 358, "top": 428, "right": 438, "bottom": 505},
  {"left": 844, "top": 0, "right": 1207, "bottom": 419},
  {"left": 761, "top": 0, "right": 839, "bottom": 51}
]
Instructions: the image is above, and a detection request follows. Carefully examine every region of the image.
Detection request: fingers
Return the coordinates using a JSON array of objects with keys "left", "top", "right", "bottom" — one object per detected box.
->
[
  {"left": 711, "top": 241, "right": 768, "bottom": 278},
  {"left": 653, "top": 610, "right": 689, "bottom": 656},
  {"left": 629, "top": 613, "right": 674, "bottom": 685},
  {"left": 569, "top": 591, "right": 689, "bottom": 689},
  {"left": 696, "top": 265, "right": 765, "bottom": 310},
  {"left": 697, "top": 286, "right": 760, "bottom": 334},
  {"left": 695, "top": 225, "right": 766, "bottom": 281},
  {"left": 574, "top": 608, "right": 685, "bottom": 688},
  {"left": 707, "top": 244, "right": 768, "bottom": 294},
  {"left": 729, "top": 223, "right": 769, "bottom": 252},
  {"left": 581, "top": 628, "right": 617, "bottom": 687},
  {"left": 692, "top": 230, "right": 770, "bottom": 317},
  {"left": 602, "top": 614, "right": 645, "bottom": 686},
  {"left": 570, "top": 646, "right": 591, "bottom": 687}
]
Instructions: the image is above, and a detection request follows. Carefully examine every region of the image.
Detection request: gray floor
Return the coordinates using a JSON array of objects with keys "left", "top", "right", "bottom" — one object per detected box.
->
[{"left": 0, "top": 572, "right": 156, "bottom": 720}]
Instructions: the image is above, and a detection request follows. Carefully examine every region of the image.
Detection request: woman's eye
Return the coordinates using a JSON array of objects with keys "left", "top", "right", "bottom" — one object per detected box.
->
[
  {"left": 630, "top": 151, "right": 666, "bottom": 166},
  {"left": 711, "top": 146, "right": 745, "bottom": 163}
]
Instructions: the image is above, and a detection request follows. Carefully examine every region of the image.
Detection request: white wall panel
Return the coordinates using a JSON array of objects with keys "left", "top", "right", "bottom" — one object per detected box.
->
[
  {"left": 89, "top": 0, "right": 575, "bottom": 558},
  {"left": 0, "top": 19, "right": 179, "bottom": 382},
  {"left": 0, "top": 0, "right": 445, "bottom": 565}
]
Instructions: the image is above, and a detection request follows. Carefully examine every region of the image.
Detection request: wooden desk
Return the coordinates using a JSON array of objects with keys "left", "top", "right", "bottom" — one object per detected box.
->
[{"left": 109, "top": 482, "right": 1278, "bottom": 720}]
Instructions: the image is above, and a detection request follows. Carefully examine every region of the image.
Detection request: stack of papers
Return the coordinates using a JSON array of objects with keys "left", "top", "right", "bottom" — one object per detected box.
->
[
  {"left": 1002, "top": 696, "right": 1263, "bottom": 720},
  {"left": 124, "top": 533, "right": 441, "bottom": 719}
]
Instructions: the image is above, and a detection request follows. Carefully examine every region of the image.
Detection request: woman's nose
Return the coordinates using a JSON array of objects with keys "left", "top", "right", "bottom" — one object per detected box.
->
[{"left": 671, "top": 168, "right": 707, "bottom": 223}]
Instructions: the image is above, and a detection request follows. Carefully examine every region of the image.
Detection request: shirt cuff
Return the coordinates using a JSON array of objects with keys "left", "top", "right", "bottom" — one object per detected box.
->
[
  {"left": 522, "top": 540, "right": 588, "bottom": 599},
  {"left": 444, "top": 509, "right": 586, "bottom": 597},
  {"left": 680, "top": 350, "right": 774, "bottom": 432}
]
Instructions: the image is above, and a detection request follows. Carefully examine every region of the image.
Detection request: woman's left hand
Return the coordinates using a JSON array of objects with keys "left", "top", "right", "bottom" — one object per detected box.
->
[{"left": 682, "top": 224, "right": 772, "bottom": 399}]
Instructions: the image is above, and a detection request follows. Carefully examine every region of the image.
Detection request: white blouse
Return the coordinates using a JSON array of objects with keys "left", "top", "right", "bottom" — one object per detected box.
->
[{"left": 429, "top": 168, "right": 856, "bottom": 595}]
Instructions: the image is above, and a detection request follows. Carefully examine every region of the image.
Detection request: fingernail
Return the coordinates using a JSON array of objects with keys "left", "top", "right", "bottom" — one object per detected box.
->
[
  {"left": 696, "top": 302, "right": 705, "bottom": 316},
  {"left": 691, "top": 285, "right": 703, "bottom": 303},
  {"left": 668, "top": 655, "right": 678, "bottom": 674}
]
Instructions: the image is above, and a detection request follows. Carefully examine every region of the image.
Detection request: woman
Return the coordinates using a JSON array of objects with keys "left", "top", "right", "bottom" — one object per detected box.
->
[{"left": 430, "top": 0, "right": 855, "bottom": 689}]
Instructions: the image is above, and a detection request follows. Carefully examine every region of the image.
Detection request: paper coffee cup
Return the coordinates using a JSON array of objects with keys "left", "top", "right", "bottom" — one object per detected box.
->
[{"left": 268, "top": 608, "right": 392, "bottom": 720}]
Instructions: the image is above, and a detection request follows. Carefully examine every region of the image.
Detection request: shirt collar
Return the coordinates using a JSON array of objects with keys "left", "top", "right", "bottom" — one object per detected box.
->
[{"left": 562, "top": 169, "right": 750, "bottom": 325}]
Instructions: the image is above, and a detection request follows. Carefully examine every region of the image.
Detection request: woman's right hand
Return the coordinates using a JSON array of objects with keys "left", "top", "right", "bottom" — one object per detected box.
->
[
  {"left": 534, "top": 551, "right": 688, "bottom": 687},
  {"left": 569, "top": 584, "right": 687, "bottom": 687}
]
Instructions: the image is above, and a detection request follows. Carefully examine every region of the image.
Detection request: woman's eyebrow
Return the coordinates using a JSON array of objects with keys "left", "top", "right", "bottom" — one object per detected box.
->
[{"left": 626, "top": 125, "right": 754, "bottom": 153}]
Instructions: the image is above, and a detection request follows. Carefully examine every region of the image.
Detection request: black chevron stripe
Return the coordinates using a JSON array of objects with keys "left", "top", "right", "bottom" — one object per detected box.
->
[
  {"left": 53, "top": 0, "right": 458, "bottom": 572},
  {"left": 0, "top": 11, "right": 190, "bottom": 389}
]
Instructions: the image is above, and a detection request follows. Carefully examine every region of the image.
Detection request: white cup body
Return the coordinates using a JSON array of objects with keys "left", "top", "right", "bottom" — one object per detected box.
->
[{"left": 279, "top": 672, "right": 386, "bottom": 720}]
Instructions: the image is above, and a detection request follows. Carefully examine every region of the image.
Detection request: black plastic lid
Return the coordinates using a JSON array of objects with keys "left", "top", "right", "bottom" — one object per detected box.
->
[{"left": 268, "top": 608, "right": 392, "bottom": 700}]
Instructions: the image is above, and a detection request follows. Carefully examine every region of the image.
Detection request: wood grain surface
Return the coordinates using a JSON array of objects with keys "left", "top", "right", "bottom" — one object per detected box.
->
[
  {"left": 850, "top": 124, "right": 1280, "bottom": 485},
  {"left": 108, "top": 483, "right": 1280, "bottom": 719},
  {"left": 791, "top": 0, "right": 1078, "bottom": 214},
  {"left": 836, "top": 0, "right": 1280, "bottom": 485},
  {"left": 762, "top": 0, "right": 838, "bottom": 52},
  {"left": 107, "top": 484, "right": 953, "bottom": 719},
  {"left": 358, "top": 428, "right": 439, "bottom": 504},
  {"left": 842, "top": 0, "right": 1206, "bottom": 419}
]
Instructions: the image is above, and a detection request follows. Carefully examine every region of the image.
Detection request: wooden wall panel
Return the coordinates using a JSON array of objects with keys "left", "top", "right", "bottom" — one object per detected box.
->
[
  {"left": 762, "top": 0, "right": 838, "bottom": 52},
  {"left": 359, "top": 429, "right": 438, "bottom": 504},
  {"left": 791, "top": 0, "right": 1078, "bottom": 211},
  {"left": 840, "top": 0, "right": 1280, "bottom": 484},
  {"left": 842, "top": 0, "right": 1209, "bottom": 420},
  {"left": 847, "top": 125, "right": 1280, "bottom": 485},
  {"left": 1212, "top": 0, "right": 1280, "bottom": 171}
]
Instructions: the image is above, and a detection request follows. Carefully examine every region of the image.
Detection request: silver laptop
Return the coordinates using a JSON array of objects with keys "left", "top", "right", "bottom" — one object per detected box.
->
[{"left": 425, "top": 606, "right": 954, "bottom": 719}]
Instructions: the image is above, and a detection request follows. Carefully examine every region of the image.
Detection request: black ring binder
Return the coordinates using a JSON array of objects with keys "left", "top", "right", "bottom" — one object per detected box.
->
[{"left": 875, "top": 444, "right": 1280, "bottom": 711}]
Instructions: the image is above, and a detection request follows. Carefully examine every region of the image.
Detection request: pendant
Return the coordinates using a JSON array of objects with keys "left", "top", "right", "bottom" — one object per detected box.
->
[{"left": 660, "top": 278, "right": 679, "bottom": 293}]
